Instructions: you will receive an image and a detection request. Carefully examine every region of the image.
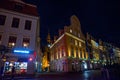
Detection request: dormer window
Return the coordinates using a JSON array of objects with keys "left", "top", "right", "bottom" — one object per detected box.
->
[{"left": 14, "top": 4, "right": 23, "bottom": 11}]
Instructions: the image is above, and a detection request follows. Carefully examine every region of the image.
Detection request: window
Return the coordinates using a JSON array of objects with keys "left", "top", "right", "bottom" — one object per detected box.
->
[
  {"left": 79, "top": 42, "right": 81, "bottom": 47},
  {"left": 75, "top": 40, "right": 77, "bottom": 45},
  {"left": 14, "top": 4, "right": 23, "bottom": 11},
  {"left": 0, "top": 15, "right": 6, "bottom": 25},
  {"left": 25, "top": 20, "right": 32, "bottom": 30},
  {"left": 71, "top": 46, "right": 74, "bottom": 57},
  {"left": 23, "top": 38, "right": 30, "bottom": 47},
  {"left": 8, "top": 36, "right": 17, "bottom": 48},
  {"left": 80, "top": 49, "right": 82, "bottom": 58},
  {"left": 62, "top": 47, "right": 64, "bottom": 57},
  {"left": 60, "top": 49, "right": 62, "bottom": 58},
  {"left": 58, "top": 48, "right": 60, "bottom": 59},
  {"left": 11, "top": 18, "right": 20, "bottom": 28}
]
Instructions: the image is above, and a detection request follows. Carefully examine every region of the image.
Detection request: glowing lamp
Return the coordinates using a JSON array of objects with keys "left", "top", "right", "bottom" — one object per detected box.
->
[{"left": 29, "top": 57, "right": 33, "bottom": 61}]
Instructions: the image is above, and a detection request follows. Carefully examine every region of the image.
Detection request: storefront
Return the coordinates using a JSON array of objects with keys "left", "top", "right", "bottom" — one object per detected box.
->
[
  {"left": 3, "top": 48, "right": 35, "bottom": 75},
  {"left": 4, "top": 62, "right": 27, "bottom": 74}
]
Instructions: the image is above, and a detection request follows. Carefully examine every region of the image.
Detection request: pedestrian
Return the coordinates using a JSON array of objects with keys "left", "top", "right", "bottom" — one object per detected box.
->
[{"left": 11, "top": 65, "right": 15, "bottom": 80}]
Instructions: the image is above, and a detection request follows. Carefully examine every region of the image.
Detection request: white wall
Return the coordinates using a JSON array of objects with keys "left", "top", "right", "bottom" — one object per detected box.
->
[{"left": 0, "top": 9, "right": 39, "bottom": 51}]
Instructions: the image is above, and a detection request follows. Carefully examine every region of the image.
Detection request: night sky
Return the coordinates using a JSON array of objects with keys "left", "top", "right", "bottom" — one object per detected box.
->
[{"left": 23, "top": 0, "right": 120, "bottom": 47}]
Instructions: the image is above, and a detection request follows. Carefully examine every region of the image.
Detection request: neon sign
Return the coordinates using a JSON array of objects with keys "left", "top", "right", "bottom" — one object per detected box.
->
[
  {"left": 13, "top": 48, "right": 31, "bottom": 54},
  {"left": 14, "top": 50, "right": 30, "bottom": 53}
]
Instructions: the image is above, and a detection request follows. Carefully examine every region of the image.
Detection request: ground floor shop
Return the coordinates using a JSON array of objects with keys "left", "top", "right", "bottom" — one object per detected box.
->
[
  {"left": 4, "top": 62, "right": 27, "bottom": 74},
  {"left": 2, "top": 53, "right": 36, "bottom": 75},
  {"left": 50, "top": 58, "right": 101, "bottom": 72}
]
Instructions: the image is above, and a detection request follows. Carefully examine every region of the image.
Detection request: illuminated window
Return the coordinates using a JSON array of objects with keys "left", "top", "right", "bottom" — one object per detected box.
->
[
  {"left": 61, "top": 47, "right": 65, "bottom": 57},
  {"left": 79, "top": 42, "right": 81, "bottom": 47},
  {"left": 11, "top": 17, "right": 20, "bottom": 28},
  {"left": 70, "top": 29, "right": 72, "bottom": 33},
  {"left": 58, "top": 48, "right": 60, "bottom": 59},
  {"left": 25, "top": 20, "right": 32, "bottom": 30},
  {"left": 23, "top": 38, "right": 30, "bottom": 47},
  {"left": 60, "top": 51, "right": 62, "bottom": 58},
  {"left": 75, "top": 40, "right": 77, "bottom": 45},
  {"left": 8, "top": 36, "right": 17, "bottom": 48},
  {"left": 0, "top": 15, "right": 6, "bottom": 25}
]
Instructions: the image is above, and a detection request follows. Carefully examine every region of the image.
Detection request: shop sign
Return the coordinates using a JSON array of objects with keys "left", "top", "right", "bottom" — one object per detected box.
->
[{"left": 13, "top": 48, "right": 31, "bottom": 54}]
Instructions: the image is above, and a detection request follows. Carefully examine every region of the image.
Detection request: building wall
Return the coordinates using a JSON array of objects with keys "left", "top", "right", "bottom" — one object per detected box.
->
[
  {"left": 0, "top": 8, "right": 38, "bottom": 50},
  {"left": 50, "top": 15, "right": 88, "bottom": 72},
  {"left": 0, "top": 0, "right": 40, "bottom": 74}
]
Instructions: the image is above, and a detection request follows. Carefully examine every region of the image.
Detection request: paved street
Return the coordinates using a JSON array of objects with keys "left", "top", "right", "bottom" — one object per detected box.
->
[{"left": 1, "top": 70, "right": 120, "bottom": 80}]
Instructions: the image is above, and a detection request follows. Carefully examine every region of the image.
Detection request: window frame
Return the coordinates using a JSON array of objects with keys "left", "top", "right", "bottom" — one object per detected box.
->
[
  {"left": 11, "top": 17, "right": 20, "bottom": 28},
  {"left": 8, "top": 36, "right": 17, "bottom": 48},
  {"left": 22, "top": 38, "right": 30, "bottom": 47},
  {"left": 24, "top": 20, "right": 32, "bottom": 30},
  {"left": 0, "top": 15, "right": 6, "bottom": 25}
]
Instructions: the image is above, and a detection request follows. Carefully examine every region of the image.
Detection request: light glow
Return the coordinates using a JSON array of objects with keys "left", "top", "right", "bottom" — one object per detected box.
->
[
  {"left": 14, "top": 50, "right": 30, "bottom": 53},
  {"left": 84, "top": 63, "right": 87, "bottom": 69},
  {"left": 29, "top": 58, "right": 33, "bottom": 61}
]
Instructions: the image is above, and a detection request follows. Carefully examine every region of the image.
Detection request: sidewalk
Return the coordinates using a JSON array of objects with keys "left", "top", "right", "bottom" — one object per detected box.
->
[
  {"left": 0, "top": 74, "right": 35, "bottom": 80},
  {"left": 0, "top": 70, "right": 100, "bottom": 79}
]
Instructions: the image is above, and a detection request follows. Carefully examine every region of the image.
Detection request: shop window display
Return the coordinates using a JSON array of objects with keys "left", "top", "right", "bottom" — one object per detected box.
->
[{"left": 4, "top": 62, "right": 27, "bottom": 74}]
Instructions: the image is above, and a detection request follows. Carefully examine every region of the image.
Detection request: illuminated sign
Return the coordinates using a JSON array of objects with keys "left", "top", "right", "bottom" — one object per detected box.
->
[
  {"left": 14, "top": 50, "right": 30, "bottom": 53},
  {"left": 13, "top": 48, "right": 31, "bottom": 54}
]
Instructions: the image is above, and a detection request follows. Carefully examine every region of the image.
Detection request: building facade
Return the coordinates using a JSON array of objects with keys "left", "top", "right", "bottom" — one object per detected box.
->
[
  {"left": 0, "top": 0, "right": 40, "bottom": 74},
  {"left": 50, "top": 15, "right": 88, "bottom": 72}
]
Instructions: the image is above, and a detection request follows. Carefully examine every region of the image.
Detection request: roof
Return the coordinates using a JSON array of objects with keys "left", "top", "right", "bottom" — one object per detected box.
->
[{"left": 0, "top": 0, "right": 39, "bottom": 17}]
